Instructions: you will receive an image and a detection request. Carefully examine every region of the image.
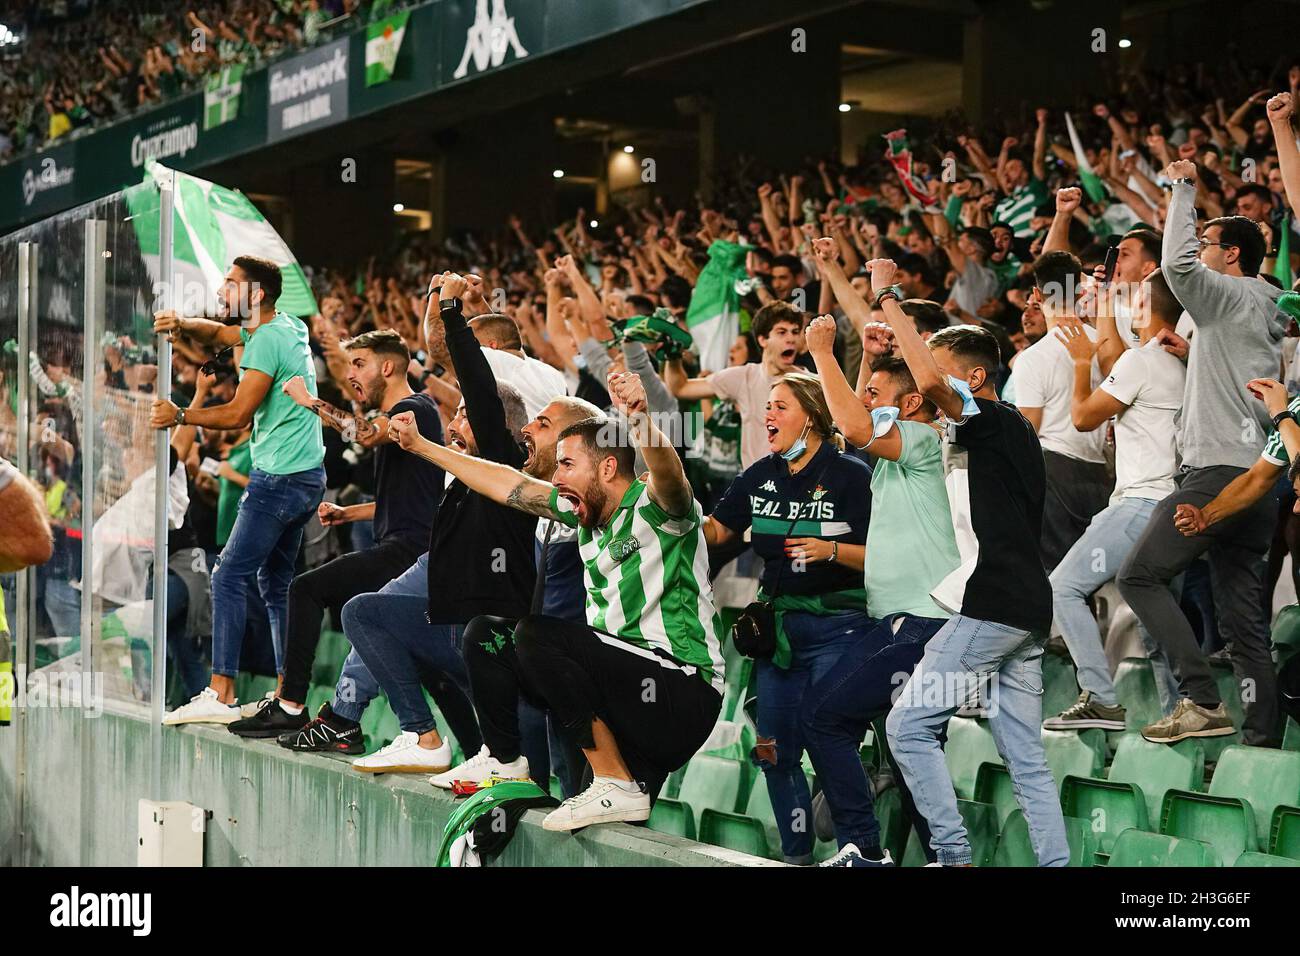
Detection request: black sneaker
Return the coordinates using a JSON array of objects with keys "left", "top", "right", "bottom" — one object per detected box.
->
[
  {"left": 277, "top": 702, "right": 364, "bottom": 755},
  {"left": 228, "top": 698, "right": 310, "bottom": 739}
]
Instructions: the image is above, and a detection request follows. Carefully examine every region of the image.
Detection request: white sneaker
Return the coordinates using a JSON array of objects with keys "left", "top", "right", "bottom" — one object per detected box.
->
[
  {"left": 352, "top": 731, "right": 451, "bottom": 774},
  {"left": 240, "top": 691, "right": 276, "bottom": 718},
  {"left": 541, "top": 779, "right": 650, "bottom": 831},
  {"left": 429, "top": 745, "right": 530, "bottom": 789},
  {"left": 162, "top": 687, "right": 241, "bottom": 726},
  {"left": 819, "top": 843, "right": 895, "bottom": 867}
]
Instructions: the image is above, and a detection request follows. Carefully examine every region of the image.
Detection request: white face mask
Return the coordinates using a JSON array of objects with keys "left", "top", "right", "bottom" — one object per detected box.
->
[{"left": 781, "top": 419, "right": 813, "bottom": 462}]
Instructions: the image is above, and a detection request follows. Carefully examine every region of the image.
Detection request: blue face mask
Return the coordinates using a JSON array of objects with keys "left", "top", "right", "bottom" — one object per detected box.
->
[
  {"left": 946, "top": 375, "right": 981, "bottom": 418},
  {"left": 781, "top": 421, "right": 813, "bottom": 462},
  {"left": 868, "top": 405, "right": 900, "bottom": 443}
]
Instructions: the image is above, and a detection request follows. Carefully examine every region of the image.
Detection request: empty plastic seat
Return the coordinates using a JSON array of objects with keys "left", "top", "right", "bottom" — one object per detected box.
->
[
  {"left": 677, "top": 754, "right": 742, "bottom": 826},
  {"left": 1059, "top": 776, "right": 1148, "bottom": 855},
  {"left": 944, "top": 717, "right": 1002, "bottom": 799},
  {"left": 1106, "top": 733, "right": 1205, "bottom": 823},
  {"left": 992, "top": 809, "right": 1102, "bottom": 867},
  {"left": 1041, "top": 728, "right": 1106, "bottom": 791},
  {"left": 1112, "top": 658, "right": 1170, "bottom": 732},
  {"left": 1040, "top": 655, "right": 1081, "bottom": 722},
  {"left": 699, "top": 809, "right": 774, "bottom": 859},
  {"left": 899, "top": 799, "right": 998, "bottom": 867},
  {"left": 744, "top": 775, "right": 780, "bottom": 857},
  {"left": 1108, "top": 828, "right": 1221, "bottom": 867},
  {"left": 1271, "top": 805, "right": 1300, "bottom": 860},
  {"left": 1272, "top": 604, "right": 1300, "bottom": 664},
  {"left": 647, "top": 797, "right": 695, "bottom": 840},
  {"left": 973, "top": 762, "right": 1019, "bottom": 830},
  {"left": 1159, "top": 746, "right": 1300, "bottom": 864},
  {"left": 1234, "top": 851, "right": 1300, "bottom": 867}
]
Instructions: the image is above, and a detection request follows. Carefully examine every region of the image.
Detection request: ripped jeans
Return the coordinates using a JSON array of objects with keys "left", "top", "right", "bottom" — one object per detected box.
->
[{"left": 753, "top": 609, "right": 875, "bottom": 864}]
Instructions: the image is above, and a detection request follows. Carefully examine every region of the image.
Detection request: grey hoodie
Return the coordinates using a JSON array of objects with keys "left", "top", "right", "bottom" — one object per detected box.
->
[{"left": 1162, "top": 183, "right": 1286, "bottom": 470}]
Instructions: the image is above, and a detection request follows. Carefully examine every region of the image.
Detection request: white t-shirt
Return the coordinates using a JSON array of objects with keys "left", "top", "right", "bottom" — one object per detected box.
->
[
  {"left": 948, "top": 261, "right": 1000, "bottom": 318},
  {"left": 1009, "top": 325, "right": 1107, "bottom": 464},
  {"left": 482, "top": 349, "right": 570, "bottom": 420},
  {"left": 707, "top": 363, "right": 777, "bottom": 469},
  {"left": 1098, "top": 339, "right": 1186, "bottom": 501}
]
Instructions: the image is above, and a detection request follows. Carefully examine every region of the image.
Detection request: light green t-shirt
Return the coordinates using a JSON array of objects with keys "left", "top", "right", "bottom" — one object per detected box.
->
[
  {"left": 864, "top": 420, "right": 960, "bottom": 620},
  {"left": 238, "top": 313, "right": 325, "bottom": 475}
]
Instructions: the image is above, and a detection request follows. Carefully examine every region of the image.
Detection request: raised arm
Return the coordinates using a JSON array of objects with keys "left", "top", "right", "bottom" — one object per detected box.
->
[
  {"left": 388, "top": 412, "right": 554, "bottom": 517},
  {"left": 1160, "top": 160, "right": 1237, "bottom": 328},
  {"left": 608, "top": 371, "right": 693, "bottom": 517},
  {"left": 804, "top": 315, "right": 877, "bottom": 450},
  {"left": 1043, "top": 187, "right": 1081, "bottom": 254},
  {"left": 282, "top": 374, "right": 390, "bottom": 446},
  {"left": 1054, "top": 318, "right": 1126, "bottom": 430},
  {"left": 440, "top": 275, "right": 513, "bottom": 464},
  {"left": 153, "top": 310, "right": 242, "bottom": 348},
  {"left": 1268, "top": 93, "right": 1300, "bottom": 217}
]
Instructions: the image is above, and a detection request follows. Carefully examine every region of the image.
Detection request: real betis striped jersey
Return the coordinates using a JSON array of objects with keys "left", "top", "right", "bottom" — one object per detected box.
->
[
  {"left": 548, "top": 479, "right": 726, "bottom": 692},
  {"left": 993, "top": 177, "right": 1048, "bottom": 239}
]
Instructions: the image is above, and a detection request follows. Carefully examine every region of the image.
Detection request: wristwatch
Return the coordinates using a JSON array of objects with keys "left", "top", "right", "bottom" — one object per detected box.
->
[
  {"left": 173, "top": 406, "right": 186, "bottom": 427},
  {"left": 1170, "top": 177, "right": 1196, "bottom": 188},
  {"left": 1273, "top": 409, "right": 1295, "bottom": 429},
  {"left": 439, "top": 297, "right": 463, "bottom": 313},
  {"left": 874, "top": 284, "right": 904, "bottom": 307}
]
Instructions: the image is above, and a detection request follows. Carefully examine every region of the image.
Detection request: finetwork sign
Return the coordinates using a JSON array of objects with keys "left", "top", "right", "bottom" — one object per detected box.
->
[
  {"left": 21, "top": 155, "right": 74, "bottom": 207},
  {"left": 453, "top": 0, "right": 529, "bottom": 79},
  {"left": 268, "top": 38, "right": 350, "bottom": 141}
]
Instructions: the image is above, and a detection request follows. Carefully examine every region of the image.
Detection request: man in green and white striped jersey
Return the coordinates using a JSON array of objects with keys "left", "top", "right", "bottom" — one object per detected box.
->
[{"left": 401, "top": 370, "right": 724, "bottom": 831}]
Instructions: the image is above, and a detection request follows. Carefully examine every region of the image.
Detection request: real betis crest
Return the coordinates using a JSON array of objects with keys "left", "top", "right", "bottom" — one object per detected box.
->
[
  {"left": 609, "top": 536, "right": 642, "bottom": 564},
  {"left": 812, "top": 485, "right": 828, "bottom": 501}
]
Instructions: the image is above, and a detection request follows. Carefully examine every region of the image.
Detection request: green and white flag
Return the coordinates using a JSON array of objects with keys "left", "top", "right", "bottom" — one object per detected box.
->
[
  {"left": 365, "top": 11, "right": 409, "bottom": 86},
  {"left": 125, "top": 163, "right": 317, "bottom": 318},
  {"left": 1065, "top": 112, "right": 1108, "bottom": 205},
  {"left": 203, "top": 64, "right": 244, "bottom": 130},
  {"left": 685, "top": 238, "right": 750, "bottom": 374},
  {"left": 1274, "top": 214, "right": 1293, "bottom": 290}
]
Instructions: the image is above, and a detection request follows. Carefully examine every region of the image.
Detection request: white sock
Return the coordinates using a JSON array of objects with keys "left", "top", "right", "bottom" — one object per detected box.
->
[
  {"left": 594, "top": 775, "right": 641, "bottom": 793},
  {"left": 278, "top": 701, "right": 303, "bottom": 716}
]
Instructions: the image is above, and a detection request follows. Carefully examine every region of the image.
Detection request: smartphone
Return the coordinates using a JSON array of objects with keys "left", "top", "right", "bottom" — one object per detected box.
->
[
  {"left": 200, "top": 457, "right": 221, "bottom": 478},
  {"left": 1101, "top": 237, "right": 1121, "bottom": 284}
]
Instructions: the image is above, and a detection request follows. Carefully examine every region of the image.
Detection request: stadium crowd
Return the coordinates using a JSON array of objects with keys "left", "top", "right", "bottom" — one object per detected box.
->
[
  {"left": 5, "top": 44, "right": 1300, "bottom": 866},
  {"left": 0, "top": 0, "right": 406, "bottom": 160}
]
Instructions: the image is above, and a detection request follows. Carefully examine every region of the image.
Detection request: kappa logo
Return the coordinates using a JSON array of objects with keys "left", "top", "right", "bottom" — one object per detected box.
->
[
  {"left": 760, "top": 480, "right": 777, "bottom": 493},
  {"left": 453, "top": 0, "right": 529, "bottom": 80},
  {"left": 609, "top": 536, "right": 641, "bottom": 564}
]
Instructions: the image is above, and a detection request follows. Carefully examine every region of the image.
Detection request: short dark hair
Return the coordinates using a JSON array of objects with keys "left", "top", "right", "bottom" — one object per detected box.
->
[
  {"left": 899, "top": 298, "right": 948, "bottom": 336},
  {"left": 870, "top": 354, "right": 919, "bottom": 394},
  {"left": 557, "top": 416, "right": 636, "bottom": 479},
  {"left": 658, "top": 275, "right": 692, "bottom": 310},
  {"left": 1142, "top": 269, "right": 1183, "bottom": 326},
  {"left": 470, "top": 313, "right": 522, "bottom": 351},
  {"left": 625, "top": 294, "right": 655, "bottom": 316},
  {"left": 896, "top": 253, "right": 932, "bottom": 285},
  {"left": 1031, "top": 250, "right": 1084, "bottom": 303},
  {"left": 232, "top": 255, "right": 283, "bottom": 305},
  {"left": 344, "top": 328, "right": 410, "bottom": 367},
  {"left": 927, "top": 324, "right": 1001, "bottom": 373},
  {"left": 1122, "top": 228, "right": 1163, "bottom": 265},
  {"left": 751, "top": 301, "right": 803, "bottom": 342},
  {"left": 962, "top": 226, "right": 995, "bottom": 259},
  {"left": 771, "top": 254, "right": 803, "bottom": 276},
  {"left": 1236, "top": 183, "right": 1273, "bottom": 206},
  {"left": 1205, "top": 215, "right": 1267, "bottom": 276}
]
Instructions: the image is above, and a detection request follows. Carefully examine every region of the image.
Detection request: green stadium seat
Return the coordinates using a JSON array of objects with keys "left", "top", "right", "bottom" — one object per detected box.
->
[
  {"left": 1157, "top": 745, "right": 1300, "bottom": 864},
  {"left": 744, "top": 775, "right": 780, "bottom": 857},
  {"left": 361, "top": 699, "right": 400, "bottom": 752},
  {"left": 1113, "top": 658, "right": 1170, "bottom": 732},
  {"left": 699, "top": 809, "right": 775, "bottom": 859},
  {"left": 1272, "top": 604, "right": 1300, "bottom": 665},
  {"left": 677, "top": 754, "right": 742, "bottom": 826},
  {"left": 1270, "top": 805, "right": 1300, "bottom": 860},
  {"left": 647, "top": 797, "right": 695, "bottom": 840},
  {"left": 899, "top": 800, "right": 997, "bottom": 866},
  {"left": 720, "top": 658, "right": 753, "bottom": 723},
  {"left": 1108, "top": 828, "right": 1222, "bottom": 867},
  {"left": 1041, "top": 728, "right": 1106, "bottom": 791},
  {"left": 874, "top": 784, "right": 910, "bottom": 862},
  {"left": 661, "top": 766, "right": 686, "bottom": 800},
  {"left": 992, "top": 809, "right": 1103, "bottom": 867},
  {"left": 311, "top": 629, "right": 350, "bottom": 688},
  {"left": 944, "top": 717, "right": 1002, "bottom": 799},
  {"left": 1235, "top": 851, "right": 1300, "bottom": 867},
  {"left": 1106, "top": 733, "right": 1205, "bottom": 823},
  {"left": 235, "top": 672, "right": 276, "bottom": 709},
  {"left": 1040, "top": 655, "right": 1081, "bottom": 722},
  {"left": 973, "top": 762, "right": 1019, "bottom": 830},
  {"left": 1283, "top": 718, "right": 1300, "bottom": 753},
  {"left": 1059, "top": 775, "right": 1148, "bottom": 855}
]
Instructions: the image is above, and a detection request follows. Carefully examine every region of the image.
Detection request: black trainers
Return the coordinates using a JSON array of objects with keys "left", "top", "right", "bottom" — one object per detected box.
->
[
  {"left": 277, "top": 702, "right": 364, "bottom": 755},
  {"left": 228, "top": 698, "right": 310, "bottom": 739}
]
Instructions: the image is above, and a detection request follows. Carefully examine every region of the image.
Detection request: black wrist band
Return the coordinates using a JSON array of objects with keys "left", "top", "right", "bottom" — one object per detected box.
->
[
  {"left": 439, "top": 297, "right": 462, "bottom": 312},
  {"left": 1273, "top": 409, "right": 1294, "bottom": 429}
]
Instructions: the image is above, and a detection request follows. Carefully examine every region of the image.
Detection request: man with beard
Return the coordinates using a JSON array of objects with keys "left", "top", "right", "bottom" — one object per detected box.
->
[
  {"left": 151, "top": 256, "right": 326, "bottom": 725},
  {"left": 228, "top": 329, "right": 445, "bottom": 738},
  {"left": 333, "top": 273, "right": 538, "bottom": 776},
  {"left": 391, "top": 370, "right": 724, "bottom": 831}
]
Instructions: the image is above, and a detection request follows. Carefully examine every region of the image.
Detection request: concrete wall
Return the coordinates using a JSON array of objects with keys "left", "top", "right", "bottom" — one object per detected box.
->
[{"left": 0, "top": 706, "right": 770, "bottom": 867}]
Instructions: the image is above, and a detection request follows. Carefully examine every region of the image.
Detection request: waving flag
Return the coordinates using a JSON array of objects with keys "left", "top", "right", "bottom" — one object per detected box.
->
[
  {"left": 365, "top": 11, "right": 410, "bottom": 86},
  {"left": 1065, "top": 112, "right": 1108, "bottom": 205},
  {"left": 883, "top": 129, "right": 941, "bottom": 212},
  {"left": 686, "top": 239, "right": 749, "bottom": 374}
]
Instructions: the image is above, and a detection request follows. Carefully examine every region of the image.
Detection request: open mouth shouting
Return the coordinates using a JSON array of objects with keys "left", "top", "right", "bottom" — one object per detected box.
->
[
  {"left": 779, "top": 347, "right": 798, "bottom": 366},
  {"left": 448, "top": 431, "right": 468, "bottom": 452},
  {"left": 522, "top": 433, "right": 536, "bottom": 468}
]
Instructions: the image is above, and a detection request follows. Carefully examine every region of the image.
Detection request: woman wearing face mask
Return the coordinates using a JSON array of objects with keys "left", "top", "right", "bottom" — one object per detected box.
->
[{"left": 703, "top": 372, "right": 873, "bottom": 865}]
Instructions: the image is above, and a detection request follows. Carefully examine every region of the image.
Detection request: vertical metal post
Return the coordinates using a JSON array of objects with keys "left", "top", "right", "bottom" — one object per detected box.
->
[
  {"left": 80, "top": 218, "right": 106, "bottom": 864},
  {"left": 13, "top": 240, "right": 35, "bottom": 866},
  {"left": 151, "top": 176, "right": 175, "bottom": 800}
]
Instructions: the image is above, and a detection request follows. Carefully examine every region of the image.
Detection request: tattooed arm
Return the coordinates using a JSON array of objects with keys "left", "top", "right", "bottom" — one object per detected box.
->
[
  {"left": 282, "top": 374, "right": 390, "bottom": 447},
  {"left": 388, "top": 412, "right": 555, "bottom": 517}
]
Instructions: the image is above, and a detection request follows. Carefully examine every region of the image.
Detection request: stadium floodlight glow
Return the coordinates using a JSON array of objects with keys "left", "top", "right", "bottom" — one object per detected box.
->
[
  {"left": 590, "top": 220, "right": 598, "bottom": 228},
  {"left": 392, "top": 203, "right": 404, "bottom": 213},
  {"left": 0, "top": 23, "right": 19, "bottom": 45},
  {"left": 838, "top": 103, "right": 852, "bottom": 113},
  {"left": 623, "top": 145, "right": 634, "bottom": 154},
  {"left": 552, "top": 168, "right": 565, "bottom": 179},
  {"left": 1119, "top": 38, "right": 1132, "bottom": 48}
]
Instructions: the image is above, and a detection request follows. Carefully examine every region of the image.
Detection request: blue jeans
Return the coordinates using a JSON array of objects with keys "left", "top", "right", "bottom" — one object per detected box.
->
[
  {"left": 1051, "top": 496, "right": 1179, "bottom": 712},
  {"left": 886, "top": 614, "right": 1069, "bottom": 867},
  {"left": 755, "top": 608, "right": 873, "bottom": 864},
  {"left": 341, "top": 553, "right": 475, "bottom": 736},
  {"left": 211, "top": 467, "right": 324, "bottom": 678},
  {"left": 803, "top": 613, "right": 945, "bottom": 853}
]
